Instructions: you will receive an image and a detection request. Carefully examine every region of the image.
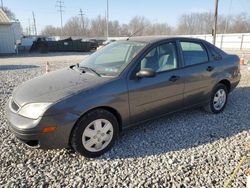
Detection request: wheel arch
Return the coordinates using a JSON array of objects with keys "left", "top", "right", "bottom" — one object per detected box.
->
[
  {"left": 217, "top": 79, "right": 231, "bottom": 93},
  {"left": 97, "top": 106, "right": 123, "bottom": 132},
  {"left": 69, "top": 106, "right": 122, "bottom": 157},
  {"left": 72, "top": 106, "right": 123, "bottom": 134}
]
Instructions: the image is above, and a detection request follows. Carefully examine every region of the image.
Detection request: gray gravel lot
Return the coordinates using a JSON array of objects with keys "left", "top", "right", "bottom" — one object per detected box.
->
[{"left": 0, "top": 53, "right": 250, "bottom": 188}]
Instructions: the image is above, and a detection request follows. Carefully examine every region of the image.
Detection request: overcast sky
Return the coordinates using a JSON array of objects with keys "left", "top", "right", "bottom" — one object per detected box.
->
[{"left": 3, "top": 0, "right": 250, "bottom": 33}]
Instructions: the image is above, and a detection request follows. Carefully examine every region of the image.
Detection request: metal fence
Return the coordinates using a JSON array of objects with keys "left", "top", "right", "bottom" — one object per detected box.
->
[
  {"left": 48, "top": 33, "right": 250, "bottom": 51},
  {"left": 184, "top": 33, "right": 250, "bottom": 50},
  {"left": 109, "top": 33, "right": 250, "bottom": 51}
]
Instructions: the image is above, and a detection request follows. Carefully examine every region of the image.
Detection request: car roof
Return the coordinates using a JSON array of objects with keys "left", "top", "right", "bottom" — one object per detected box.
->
[{"left": 127, "top": 36, "right": 207, "bottom": 44}]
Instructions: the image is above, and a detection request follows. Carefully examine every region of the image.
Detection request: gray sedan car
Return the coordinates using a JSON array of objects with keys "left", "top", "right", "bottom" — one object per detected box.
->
[{"left": 6, "top": 37, "right": 241, "bottom": 157}]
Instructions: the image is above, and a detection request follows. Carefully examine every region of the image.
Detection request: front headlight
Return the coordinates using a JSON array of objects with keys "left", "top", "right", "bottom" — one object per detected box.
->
[{"left": 18, "top": 103, "right": 52, "bottom": 119}]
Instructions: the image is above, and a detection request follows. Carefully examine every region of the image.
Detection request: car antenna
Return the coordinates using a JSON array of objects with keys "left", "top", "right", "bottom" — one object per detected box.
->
[{"left": 126, "top": 26, "right": 146, "bottom": 41}]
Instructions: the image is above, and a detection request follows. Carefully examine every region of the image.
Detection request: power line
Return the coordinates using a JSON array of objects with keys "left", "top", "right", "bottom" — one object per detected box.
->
[
  {"left": 106, "top": 0, "right": 109, "bottom": 39},
  {"left": 79, "top": 9, "right": 84, "bottom": 27},
  {"left": 28, "top": 18, "right": 31, "bottom": 36},
  {"left": 79, "top": 9, "right": 85, "bottom": 36},
  {"left": 32, "top": 11, "right": 37, "bottom": 35},
  {"left": 79, "top": 8, "right": 84, "bottom": 19},
  {"left": 56, "top": 0, "right": 65, "bottom": 36}
]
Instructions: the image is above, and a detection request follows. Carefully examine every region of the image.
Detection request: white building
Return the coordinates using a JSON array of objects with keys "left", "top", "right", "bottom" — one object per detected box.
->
[{"left": 0, "top": 8, "right": 22, "bottom": 54}]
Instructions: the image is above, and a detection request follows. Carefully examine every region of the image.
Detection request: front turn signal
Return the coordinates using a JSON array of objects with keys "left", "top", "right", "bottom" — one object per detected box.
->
[{"left": 42, "top": 126, "right": 57, "bottom": 133}]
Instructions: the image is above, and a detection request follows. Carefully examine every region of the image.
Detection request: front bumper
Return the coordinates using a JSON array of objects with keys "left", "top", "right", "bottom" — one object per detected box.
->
[{"left": 5, "top": 101, "right": 79, "bottom": 149}]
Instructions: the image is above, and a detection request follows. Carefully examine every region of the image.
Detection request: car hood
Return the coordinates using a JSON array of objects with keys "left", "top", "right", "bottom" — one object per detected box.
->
[{"left": 13, "top": 67, "right": 110, "bottom": 107}]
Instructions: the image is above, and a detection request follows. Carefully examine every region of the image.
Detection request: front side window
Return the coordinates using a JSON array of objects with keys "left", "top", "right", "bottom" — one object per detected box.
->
[
  {"left": 180, "top": 41, "right": 208, "bottom": 66},
  {"left": 140, "top": 42, "right": 178, "bottom": 72},
  {"left": 80, "top": 41, "right": 147, "bottom": 76}
]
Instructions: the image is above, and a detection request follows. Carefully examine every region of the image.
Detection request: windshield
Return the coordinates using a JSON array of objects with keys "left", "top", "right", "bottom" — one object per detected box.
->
[{"left": 79, "top": 41, "right": 147, "bottom": 76}]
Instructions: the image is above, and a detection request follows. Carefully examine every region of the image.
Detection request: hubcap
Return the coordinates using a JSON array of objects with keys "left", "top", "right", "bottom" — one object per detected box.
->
[
  {"left": 82, "top": 119, "right": 113, "bottom": 152},
  {"left": 213, "top": 89, "right": 226, "bottom": 110}
]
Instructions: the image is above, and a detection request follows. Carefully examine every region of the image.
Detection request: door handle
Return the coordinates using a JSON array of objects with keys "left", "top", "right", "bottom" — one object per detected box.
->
[
  {"left": 207, "top": 66, "right": 214, "bottom": 72},
  {"left": 169, "top": 75, "right": 180, "bottom": 82}
]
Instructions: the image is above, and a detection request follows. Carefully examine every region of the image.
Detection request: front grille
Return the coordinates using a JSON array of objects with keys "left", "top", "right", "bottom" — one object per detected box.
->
[{"left": 11, "top": 99, "right": 20, "bottom": 112}]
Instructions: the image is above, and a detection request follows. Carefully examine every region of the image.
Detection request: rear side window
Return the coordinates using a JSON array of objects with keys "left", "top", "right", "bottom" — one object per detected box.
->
[
  {"left": 206, "top": 44, "right": 223, "bottom": 61},
  {"left": 209, "top": 46, "right": 222, "bottom": 61},
  {"left": 180, "top": 42, "right": 208, "bottom": 66}
]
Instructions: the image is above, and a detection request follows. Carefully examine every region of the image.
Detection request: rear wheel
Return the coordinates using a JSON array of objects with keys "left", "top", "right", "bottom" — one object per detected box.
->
[
  {"left": 204, "top": 83, "right": 228, "bottom": 114},
  {"left": 70, "top": 109, "right": 119, "bottom": 158}
]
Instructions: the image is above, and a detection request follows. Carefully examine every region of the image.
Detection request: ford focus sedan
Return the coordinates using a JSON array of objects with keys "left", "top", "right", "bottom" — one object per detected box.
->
[{"left": 6, "top": 37, "right": 241, "bottom": 158}]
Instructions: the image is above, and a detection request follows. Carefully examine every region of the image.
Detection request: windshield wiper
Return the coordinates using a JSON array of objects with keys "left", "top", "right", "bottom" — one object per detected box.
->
[{"left": 78, "top": 66, "right": 102, "bottom": 77}]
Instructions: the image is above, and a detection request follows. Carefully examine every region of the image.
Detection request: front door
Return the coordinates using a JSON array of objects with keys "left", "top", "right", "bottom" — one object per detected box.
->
[{"left": 127, "top": 42, "right": 185, "bottom": 123}]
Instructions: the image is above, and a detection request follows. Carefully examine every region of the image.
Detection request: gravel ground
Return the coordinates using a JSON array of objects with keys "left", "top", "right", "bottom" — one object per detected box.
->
[{"left": 0, "top": 53, "right": 250, "bottom": 188}]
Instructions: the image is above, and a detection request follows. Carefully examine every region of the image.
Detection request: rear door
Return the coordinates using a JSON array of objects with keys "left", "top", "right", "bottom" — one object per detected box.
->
[
  {"left": 127, "top": 41, "right": 184, "bottom": 123},
  {"left": 178, "top": 40, "right": 216, "bottom": 107}
]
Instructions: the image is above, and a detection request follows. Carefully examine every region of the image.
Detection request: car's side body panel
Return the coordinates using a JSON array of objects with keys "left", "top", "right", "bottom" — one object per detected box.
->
[
  {"left": 54, "top": 38, "right": 240, "bottom": 129},
  {"left": 122, "top": 38, "right": 240, "bottom": 128},
  {"left": 127, "top": 69, "right": 185, "bottom": 123},
  {"left": 181, "top": 62, "right": 215, "bottom": 106},
  {"left": 5, "top": 37, "right": 241, "bottom": 149},
  {"left": 176, "top": 39, "right": 218, "bottom": 107},
  {"left": 49, "top": 78, "right": 131, "bottom": 126}
]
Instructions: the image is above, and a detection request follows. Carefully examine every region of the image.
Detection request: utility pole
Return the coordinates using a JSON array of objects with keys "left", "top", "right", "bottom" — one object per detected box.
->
[
  {"left": 28, "top": 18, "right": 31, "bottom": 36},
  {"left": 213, "top": 0, "right": 219, "bottom": 45},
  {"left": 56, "top": 0, "right": 64, "bottom": 36},
  {"left": 1, "top": 0, "right": 3, "bottom": 9},
  {"left": 32, "top": 11, "right": 37, "bottom": 35},
  {"left": 79, "top": 9, "right": 85, "bottom": 36},
  {"left": 106, "top": 0, "right": 109, "bottom": 39}
]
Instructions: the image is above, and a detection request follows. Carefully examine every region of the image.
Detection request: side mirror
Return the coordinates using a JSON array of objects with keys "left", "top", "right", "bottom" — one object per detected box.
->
[{"left": 136, "top": 68, "right": 156, "bottom": 78}]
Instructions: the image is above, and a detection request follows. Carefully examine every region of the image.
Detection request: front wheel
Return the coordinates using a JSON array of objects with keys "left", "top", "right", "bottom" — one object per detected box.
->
[
  {"left": 204, "top": 83, "right": 228, "bottom": 114},
  {"left": 70, "top": 109, "right": 119, "bottom": 158}
]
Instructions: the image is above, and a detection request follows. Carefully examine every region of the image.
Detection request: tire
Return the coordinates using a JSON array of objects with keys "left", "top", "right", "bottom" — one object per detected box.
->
[
  {"left": 70, "top": 109, "right": 119, "bottom": 158},
  {"left": 204, "top": 83, "right": 228, "bottom": 114}
]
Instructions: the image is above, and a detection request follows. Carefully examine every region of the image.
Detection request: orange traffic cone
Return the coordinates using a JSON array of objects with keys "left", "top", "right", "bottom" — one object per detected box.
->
[
  {"left": 240, "top": 57, "right": 245, "bottom": 65},
  {"left": 247, "top": 169, "right": 250, "bottom": 188},
  {"left": 45, "top": 61, "right": 50, "bottom": 73},
  {"left": 240, "top": 54, "right": 245, "bottom": 65}
]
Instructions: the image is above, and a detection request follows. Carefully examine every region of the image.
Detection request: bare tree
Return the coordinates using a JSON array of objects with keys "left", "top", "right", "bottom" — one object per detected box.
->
[
  {"left": 228, "top": 13, "right": 250, "bottom": 33},
  {"left": 41, "top": 25, "right": 61, "bottom": 36},
  {"left": 63, "top": 17, "right": 83, "bottom": 36},
  {"left": 119, "top": 24, "right": 130, "bottom": 37},
  {"left": 89, "top": 15, "right": 106, "bottom": 37},
  {"left": 127, "top": 16, "right": 150, "bottom": 35},
  {"left": 146, "top": 23, "right": 173, "bottom": 35},
  {"left": 108, "top": 20, "right": 121, "bottom": 37},
  {"left": 2, "top": 7, "right": 16, "bottom": 21},
  {"left": 176, "top": 12, "right": 214, "bottom": 35},
  {"left": 176, "top": 12, "right": 250, "bottom": 35},
  {"left": 81, "top": 17, "right": 90, "bottom": 36},
  {"left": 40, "top": 12, "right": 250, "bottom": 37}
]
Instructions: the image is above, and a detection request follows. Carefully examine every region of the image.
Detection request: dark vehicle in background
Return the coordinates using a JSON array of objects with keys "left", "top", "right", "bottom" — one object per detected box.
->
[
  {"left": 89, "top": 39, "right": 106, "bottom": 46},
  {"left": 30, "top": 37, "right": 93, "bottom": 53},
  {"left": 88, "top": 39, "right": 99, "bottom": 50},
  {"left": 6, "top": 37, "right": 241, "bottom": 158}
]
